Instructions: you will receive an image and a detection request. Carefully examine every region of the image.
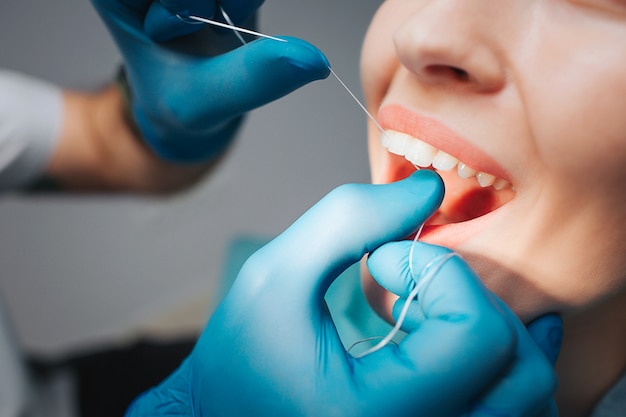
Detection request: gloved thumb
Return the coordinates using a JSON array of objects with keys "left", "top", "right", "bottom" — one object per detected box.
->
[
  {"left": 233, "top": 170, "right": 444, "bottom": 317},
  {"left": 192, "top": 36, "right": 331, "bottom": 116}
]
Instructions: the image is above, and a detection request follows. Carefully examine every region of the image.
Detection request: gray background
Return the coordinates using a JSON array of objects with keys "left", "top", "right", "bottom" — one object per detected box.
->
[{"left": 0, "top": 0, "right": 379, "bottom": 357}]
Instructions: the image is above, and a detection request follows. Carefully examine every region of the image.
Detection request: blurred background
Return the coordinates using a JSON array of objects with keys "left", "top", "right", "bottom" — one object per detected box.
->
[
  {"left": 0, "top": 0, "right": 380, "bottom": 414},
  {"left": 0, "top": 0, "right": 378, "bottom": 354}
]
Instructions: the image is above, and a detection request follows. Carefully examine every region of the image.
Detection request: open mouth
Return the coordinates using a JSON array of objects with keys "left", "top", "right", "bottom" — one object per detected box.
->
[{"left": 380, "top": 129, "right": 515, "bottom": 244}]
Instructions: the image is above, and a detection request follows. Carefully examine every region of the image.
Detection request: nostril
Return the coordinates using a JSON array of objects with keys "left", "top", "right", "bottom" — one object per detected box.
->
[
  {"left": 451, "top": 66, "right": 469, "bottom": 81},
  {"left": 425, "top": 65, "right": 470, "bottom": 82}
]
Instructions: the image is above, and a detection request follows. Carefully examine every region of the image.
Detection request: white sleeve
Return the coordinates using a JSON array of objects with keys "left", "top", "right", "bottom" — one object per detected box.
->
[{"left": 0, "top": 70, "right": 63, "bottom": 190}]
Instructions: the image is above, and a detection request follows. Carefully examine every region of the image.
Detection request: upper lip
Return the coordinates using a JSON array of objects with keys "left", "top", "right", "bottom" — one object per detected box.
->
[{"left": 378, "top": 104, "right": 510, "bottom": 181}]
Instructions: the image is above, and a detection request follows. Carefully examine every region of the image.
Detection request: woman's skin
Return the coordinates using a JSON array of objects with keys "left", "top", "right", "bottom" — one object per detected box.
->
[{"left": 358, "top": 1, "right": 626, "bottom": 416}]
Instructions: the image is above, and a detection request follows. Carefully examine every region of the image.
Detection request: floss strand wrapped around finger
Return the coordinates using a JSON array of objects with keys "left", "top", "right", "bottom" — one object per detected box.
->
[{"left": 350, "top": 226, "right": 458, "bottom": 358}]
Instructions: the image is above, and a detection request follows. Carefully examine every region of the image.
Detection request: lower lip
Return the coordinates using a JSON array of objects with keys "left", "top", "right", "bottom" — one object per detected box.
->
[{"left": 417, "top": 207, "right": 504, "bottom": 248}]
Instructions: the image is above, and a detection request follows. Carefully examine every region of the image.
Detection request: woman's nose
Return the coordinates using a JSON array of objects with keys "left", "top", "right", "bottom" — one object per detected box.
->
[{"left": 393, "top": 2, "right": 506, "bottom": 93}]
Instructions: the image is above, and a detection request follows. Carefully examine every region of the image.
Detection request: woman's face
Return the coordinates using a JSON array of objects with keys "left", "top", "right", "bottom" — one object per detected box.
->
[{"left": 360, "top": 0, "right": 626, "bottom": 323}]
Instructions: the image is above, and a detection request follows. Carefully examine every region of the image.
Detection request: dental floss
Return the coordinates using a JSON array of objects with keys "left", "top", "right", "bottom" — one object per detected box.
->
[
  {"left": 219, "top": 8, "right": 247, "bottom": 45},
  {"left": 350, "top": 227, "right": 457, "bottom": 358},
  {"left": 347, "top": 336, "right": 398, "bottom": 353},
  {"left": 175, "top": 14, "right": 203, "bottom": 24},
  {"left": 328, "top": 67, "right": 384, "bottom": 133},
  {"left": 183, "top": 14, "right": 287, "bottom": 42}
]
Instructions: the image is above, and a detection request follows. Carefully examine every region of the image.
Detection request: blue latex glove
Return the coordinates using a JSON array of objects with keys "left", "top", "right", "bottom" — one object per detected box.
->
[
  {"left": 126, "top": 170, "right": 559, "bottom": 416},
  {"left": 91, "top": 0, "right": 330, "bottom": 162},
  {"left": 526, "top": 313, "right": 563, "bottom": 367},
  {"left": 370, "top": 241, "right": 562, "bottom": 416}
]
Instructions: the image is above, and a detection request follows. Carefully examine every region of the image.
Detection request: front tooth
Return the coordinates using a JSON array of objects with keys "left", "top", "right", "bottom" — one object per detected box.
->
[
  {"left": 476, "top": 172, "right": 496, "bottom": 187},
  {"left": 384, "top": 131, "right": 508, "bottom": 191},
  {"left": 381, "top": 131, "right": 392, "bottom": 148},
  {"left": 382, "top": 131, "right": 410, "bottom": 156},
  {"left": 432, "top": 151, "right": 459, "bottom": 171},
  {"left": 405, "top": 139, "right": 437, "bottom": 167},
  {"left": 457, "top": 162, "right": 477, "bottom": 179}
]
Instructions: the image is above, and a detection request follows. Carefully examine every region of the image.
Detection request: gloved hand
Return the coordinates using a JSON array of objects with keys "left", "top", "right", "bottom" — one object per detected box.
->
[
  {"left": 91, "top": 0, "right": 330, "bottom": 162},
  {"left": 126, "top": 170, "right": 560, "bottom": 417},
  {"left": 369, "top": 241, "right": 562, "bottom": 416}
]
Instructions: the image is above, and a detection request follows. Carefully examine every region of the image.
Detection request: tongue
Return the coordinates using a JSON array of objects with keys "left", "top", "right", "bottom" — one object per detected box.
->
[
  {"left": 427, "top": 169, "right": 513, "bottom": 225},
  {"left": 379, "top": 155, "right": 513, "bottom": 226}
]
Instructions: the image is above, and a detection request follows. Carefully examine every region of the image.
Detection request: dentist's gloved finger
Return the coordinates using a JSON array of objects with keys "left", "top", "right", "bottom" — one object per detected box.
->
[
  {"left": 132, "top": 37, "right": 330, "bottom": 158},
  {"left": 239, "top": 170, "right": 444, "bottom": 310},
  {"left": 361, "top": 243, "right": 519, "bottom": 413},
  {"left": 467, "top": 302, "right": 558, "bottom": 417},
  {"left": 203, "top": 37, "right": 330, "bottom": 114},
  {"left": 391, "top": 296, "right": 425, "bottom": 332},
  {"left": 143, "top": 37, "right": 330, "bottom": 131},
  {"left": 145, "top": 1, "right": 210, "bottom": 41},
  {"left": 367, "top": 241, "right": 427, "bottom": 331},
  {"left": 368, "top": 242, "right": 500, "bottom": 324},
  {"left": 220, "top": 0, "right": 265, "bottom": 24},
  {"left": 366, "top": 241, "right": 414, "bottom": 296},
  {"left": 402, "top": 242, "right": 497, "bottom": 320},
  {"left": 526, "top": 313, "right": 563, "bottom": 365},
  {"left": 367, "top": 241, "right": 456, "bottom": 333}
]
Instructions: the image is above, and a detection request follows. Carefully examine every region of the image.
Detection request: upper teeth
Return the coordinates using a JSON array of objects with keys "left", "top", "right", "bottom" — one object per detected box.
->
[{"left": 381, "top": 130, "right": 510, "bottom": 190}]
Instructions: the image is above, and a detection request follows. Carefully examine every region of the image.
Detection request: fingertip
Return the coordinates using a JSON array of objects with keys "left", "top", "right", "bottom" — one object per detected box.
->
[
  {"left": 406, "top": 170, "right": 445, "bottom": 205},
  {"left": 410, "top": 240, "right": 454, "bottom": 260},
  {"left": 208, "top": 36, "right": 331, "bottom": 108},
  {"left": 270, "top": 36, "right": 331, "bottom": 81}
]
